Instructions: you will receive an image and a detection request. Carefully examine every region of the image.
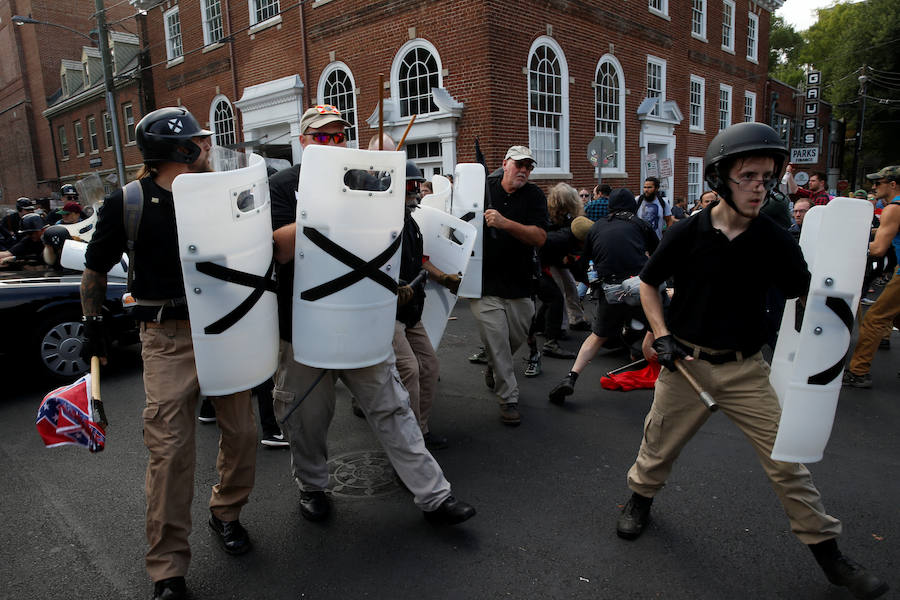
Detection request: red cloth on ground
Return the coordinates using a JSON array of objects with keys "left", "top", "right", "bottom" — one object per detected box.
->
[{"left": 601, "top": 360, "right": 661, "bottom": 391}]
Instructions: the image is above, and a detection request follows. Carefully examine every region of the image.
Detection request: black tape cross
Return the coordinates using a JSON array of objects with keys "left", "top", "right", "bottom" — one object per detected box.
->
[
  {"left": 196, "top": 259, "right": 277, "bottom": 335},
  {"left": 300, "top": 227, "right": 400, "bottom": 302},
  {"left": 807, "top": 296, "right": 854, "bottom": 386},
  {"left": 459, "top": 211, "right": 476, "bottom": 222}
]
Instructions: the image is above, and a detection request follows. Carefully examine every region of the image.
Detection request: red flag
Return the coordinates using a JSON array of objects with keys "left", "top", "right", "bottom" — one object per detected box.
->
[
  {"left": 601, "top": 360, "right": 662, "bottom": 391},
  {"left": 36, "top": 374, "right": 106, "bottom": 453}
]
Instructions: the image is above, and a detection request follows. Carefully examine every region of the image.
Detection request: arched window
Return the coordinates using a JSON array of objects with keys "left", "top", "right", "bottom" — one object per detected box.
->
[
  {"left": 318, "top": 63, "right": 358, "bottom": 147},
  {"left": 210, "top": 96, "right": 236, "bottom": 147},
  {"left": 528, "top": 36, "right": 569, "bottom": 172},
  {"left": 393, "top": 40, "right": 441, "bottom": 118},
  {"left": 594, "top": 55, "right": 625, "bottom": 173}
]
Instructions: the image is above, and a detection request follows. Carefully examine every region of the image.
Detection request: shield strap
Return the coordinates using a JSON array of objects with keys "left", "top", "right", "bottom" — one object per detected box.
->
[
  {"left": 806, "top": 296, "right": 854, "bottom": 385},
  {"left": 196, "top": 259, "right": 277, "bottom": 335},
  {"left": 299, "top": 227, "right": 400, "bottom": 301}
]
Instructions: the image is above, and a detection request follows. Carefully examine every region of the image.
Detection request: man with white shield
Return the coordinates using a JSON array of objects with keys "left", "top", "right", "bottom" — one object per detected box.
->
[
  {"left": 268, "top": 104, "right": 475, "bottom": 526},
  {"left": 614, "top": 122, "right": 887, "bottom": 599},
  {"left": 80, "top": 107, "right": 258, "bottom": 600}
]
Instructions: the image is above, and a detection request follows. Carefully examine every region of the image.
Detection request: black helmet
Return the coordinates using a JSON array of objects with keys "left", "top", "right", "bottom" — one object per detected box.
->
[
  {"left": 41, "top": 225, "right": 71, "bottom": 250},
  {"left": 406, "top": 161, "right": 425, "bottom": 182},
  {"left": 704, "top": 122, "right": 788, "bottom": 195},
  {"left": 60, "top": 183, "right": 78, "bottom": 197},
  {"left": 18, "top": 213, "right": 46, "bottom": 234},
  {"left": 136, "top": 107, "right": 213, "bottom": 165},
  {"left": 16, "top": 197, "right": 35, "bottom": 211}
]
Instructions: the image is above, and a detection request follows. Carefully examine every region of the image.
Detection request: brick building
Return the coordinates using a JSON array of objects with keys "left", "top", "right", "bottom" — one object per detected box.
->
[{"left": 0, "top": 0, "right": 135, "bottom": 206}]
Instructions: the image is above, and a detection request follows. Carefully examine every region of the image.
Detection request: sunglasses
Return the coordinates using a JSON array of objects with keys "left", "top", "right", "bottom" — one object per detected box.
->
[
  {"left": 307, "top": 131, "right": 346, "bottom": 144},
  {"left": 513, "top": 159, "right": 535, "bottom": 171},
  {"left": 579, "top": 193, "right": 590, "bottom": 198}
]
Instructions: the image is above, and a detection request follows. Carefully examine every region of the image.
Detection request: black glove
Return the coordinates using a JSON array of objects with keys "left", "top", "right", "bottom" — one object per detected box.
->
[
  {"left": 397, "top": 285, "right": 414, "bottom": 306},
  {"left": 81, "top": 315, "right": 109, "bottom": 362},
  {"left": 651, "top": 335, "right": 689, "bottom": 372}
]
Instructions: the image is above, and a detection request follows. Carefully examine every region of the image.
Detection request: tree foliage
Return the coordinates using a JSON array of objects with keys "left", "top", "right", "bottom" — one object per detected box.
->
[{"left": 770, "top": 0, "right": 900, "bottom": 183}]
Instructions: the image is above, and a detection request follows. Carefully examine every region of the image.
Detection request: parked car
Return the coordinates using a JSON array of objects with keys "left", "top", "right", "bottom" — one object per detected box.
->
[{"left": 0, "top": 266, "right": 137, "bottom": 381}]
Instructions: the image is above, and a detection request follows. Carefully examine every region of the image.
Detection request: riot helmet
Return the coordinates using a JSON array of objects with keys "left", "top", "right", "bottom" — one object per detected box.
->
[
  {"left": 136, "top": 107, "right": 213, "bottom": 165},
  {"left": 41, "top": 225, "right": 71, "bottom": 251},
  {"left": 405, "top": 161, "right": 424, "bottom": 205},
  {"left": 16, "top": 197, "right": 36, "bottom": 211},
  {"left": 60, "top": 183, "right": 79, "bottom": 198},
  {"left": 18, "top": 213, "right": 46, "bottom": 234},
  {"left": 406, "top": 161, "right": 425, "bottom": 182},
  {"left": 704, "top": 122, "right": 788, "bottom": 210}
]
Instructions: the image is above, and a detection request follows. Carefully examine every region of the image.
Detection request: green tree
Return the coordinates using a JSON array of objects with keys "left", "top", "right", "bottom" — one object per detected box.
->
[{"left": 768, "top": 16, "right": 805, "bottom": 88}]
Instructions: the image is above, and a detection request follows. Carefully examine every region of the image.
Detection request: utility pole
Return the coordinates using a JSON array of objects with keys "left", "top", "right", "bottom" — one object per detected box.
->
[
  {"left": 95, "top": 0, "right": 128, "bottom": 186},
  {"left": 850, "top": 66, "right": 868, "bottom": 191}
]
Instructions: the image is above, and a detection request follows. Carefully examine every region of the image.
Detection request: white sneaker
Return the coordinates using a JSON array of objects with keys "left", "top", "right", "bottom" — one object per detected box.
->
[{"left": 261, "top": 433, "right": 289, "bottom": 448}]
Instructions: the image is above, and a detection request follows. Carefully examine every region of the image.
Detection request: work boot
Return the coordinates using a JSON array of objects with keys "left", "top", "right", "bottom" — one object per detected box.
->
[
  {"left": 616, "top": 492, "right": 653, "bottom": 540},
  {"left": 542, "top": 339, "right": 576, "bottom": 359},
  {"left": 152, "top": 576, "right": 186, "bottom": 600},
  {"left": 548, "top": 374, "right": 575, "bottom": 405},
  {"left": 499, "top": 403, "right": 520, "bottom": 426},
  {"left": 524, "top": 349, "right": 542, "bottom": 377},
  {"left": 842, "top": 371, "right": 872, "bottom": 388},
  {"left": 468, "top": 348, "right": 488, "bottom": 364},
  {"left": 810, "top": 539, "right": 889, "bottom": 599}
]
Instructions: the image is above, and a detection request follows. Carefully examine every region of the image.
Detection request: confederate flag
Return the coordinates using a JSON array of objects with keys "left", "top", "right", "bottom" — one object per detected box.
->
[{"left": 36, "top": 374, "right": 106, "bottom": 453}]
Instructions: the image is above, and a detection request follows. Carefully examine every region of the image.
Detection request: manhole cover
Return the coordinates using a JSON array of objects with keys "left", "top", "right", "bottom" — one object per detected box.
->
[{"left": 327, "top": 451, "right": 398, "bottom": 498}]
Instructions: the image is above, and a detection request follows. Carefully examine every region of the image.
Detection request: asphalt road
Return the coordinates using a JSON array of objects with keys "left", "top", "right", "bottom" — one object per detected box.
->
[{"left": 1, "top": 298, "right": 897, "bottom": 600}]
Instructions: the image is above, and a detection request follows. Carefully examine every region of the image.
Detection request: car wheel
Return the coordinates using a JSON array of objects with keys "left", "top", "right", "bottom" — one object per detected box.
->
[{"left": 35, "top": 311, "right": 90, "bottom": 381}]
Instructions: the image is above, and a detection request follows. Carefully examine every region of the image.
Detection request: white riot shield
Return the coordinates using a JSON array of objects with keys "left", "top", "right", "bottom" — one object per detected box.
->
[
  {"left": 770, "top": 197, "right": 873, "bottom": 463},
  {"left": 171, "top": 150, "right": 278, "bottom": 396},
  {"left": 420, "top": 174, "right": 451, "bottom": 212},
  {"left": 411, "top": 205, "right": 477, "bottom": 350},
  {"left": 60, "top": 239, "right": 128, "bottom": 279},
  {"left": 449, "top": 163, "right": 485, "bottom": 298},
  {"left": 61, "top": 211, "right": 98, "bottom": 242},
  {"left": 293, "top": 145, "right": 406, "bottom": 369}
]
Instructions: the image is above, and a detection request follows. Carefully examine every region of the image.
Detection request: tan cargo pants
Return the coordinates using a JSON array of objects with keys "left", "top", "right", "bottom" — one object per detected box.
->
[{"left": 393, "top": 320, "right": 439, "bottom": 434}]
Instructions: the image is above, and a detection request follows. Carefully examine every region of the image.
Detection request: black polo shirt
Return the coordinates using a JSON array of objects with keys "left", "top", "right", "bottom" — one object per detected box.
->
[
  {"left": 85, "top": 176, "right": 188, "bottom": 320},
  {"left": 639, "top": 202, "right": 809, "bottom": 354},
  {"left": 482, "top": 174, "right": 550, "bottom": 298},
  {"left": 584, "top": 212, "right": 658, "bottom": 281},
  {"left": 269, "top": 164, "right": 301, "bottom": 342}
]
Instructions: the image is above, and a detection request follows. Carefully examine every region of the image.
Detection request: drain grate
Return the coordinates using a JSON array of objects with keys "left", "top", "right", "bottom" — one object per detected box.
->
[{"left": 327, "top": 451, "right": 399, "bottom": 498}]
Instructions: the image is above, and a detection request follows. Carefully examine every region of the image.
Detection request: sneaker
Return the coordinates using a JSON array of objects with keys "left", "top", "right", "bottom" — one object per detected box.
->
[
  {"left": 542, "top": 339, "right": 576, "bottom": 359},
  {"left": 198, "top": 399, "right": 216, "bottom": 423},
  {"left": 860, "top": 297, "right": 876, "bottom": 306},
  {"left": 879, "top": 337, "right": 890, "bottom": 350},
  {"left": 524, "top": 349, "right": 542, "bottom": 377},
  {"left": 499, "top": 403, "right": 521, "bottom": 426},
  {"left": 616, "top": 493, "right": 653, "bottom": 540},
  {"left": 261, "top": 432, "right": 289, "bottom": 448},
  {"left": 548, "top": 375, "right": 575, "bottom": 405},
  {"left": 484, "top": 367, "right": 495, "bottom": 391},
  {"left": 468, "top": 348, "right": 488, "bottom": 364},
  {"left": 152, "top": 576, "right": 187, "bottom": 600},
  {"left": 842, "top": 371, "right": 872, "bottom": 388}
]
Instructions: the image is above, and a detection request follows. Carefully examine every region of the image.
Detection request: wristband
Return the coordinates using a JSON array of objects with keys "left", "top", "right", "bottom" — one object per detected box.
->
[{"left": 82, "top": 315, "right": 104, "bottom": 322}]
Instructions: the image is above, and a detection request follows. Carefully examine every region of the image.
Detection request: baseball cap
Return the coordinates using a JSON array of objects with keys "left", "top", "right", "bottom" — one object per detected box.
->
[
  {"left": 570, "top": 216, "right": 594, "bottom": 241},
  {"left": 59, "top": 201, "right": 83, "bottom": 215},
  {"left": 504, "top": 146, "right": 536, "bottom": 164},
  {"left": 865, "top": 165, "right": 900, "bottom": 181},
  {"left": 853, "top": 189, "right": 868, "bottom": 199},
  {"left": 299, "top": 104, "right": 351, "bottom": 134},
  {"left": 16, "top": 197, "right": 36, "bottom": 210}
]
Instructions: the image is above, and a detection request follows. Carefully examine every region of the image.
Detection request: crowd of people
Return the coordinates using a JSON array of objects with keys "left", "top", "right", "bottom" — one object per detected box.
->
[
  {"left": 8, "top": 99, "right": 884, "bottom": 600},
  {"left": 0, "top": 185, "right": 87, "bottom": 269}
]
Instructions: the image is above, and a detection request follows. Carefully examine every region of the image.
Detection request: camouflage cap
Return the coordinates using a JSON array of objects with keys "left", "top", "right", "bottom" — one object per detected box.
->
[{"left": 865, "top": 165, "right": 900, "bottom": 181}]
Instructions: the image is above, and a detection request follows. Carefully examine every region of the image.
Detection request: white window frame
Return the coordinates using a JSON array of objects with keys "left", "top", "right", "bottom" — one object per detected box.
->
[
  {"left": 164, "top": 6, "right": 183, "bottom": 63},
  {"left": 122, "top": 102, "right": 136, "bottom": 144},
  {"left": 649, "top": 0, "right": 668, "bottom": 19},
  {"left": 391, "top": 38, "right": 443, "bottom": 119},
  {"left": 689, "top": 75, "right": 705, "bottom": 133},
  {"left": 59, "top": 125, "right": 69, "bottom": 159},
  {"left": 74, "top": 120, "right": 85, "bottom": 156},
  {"left": 593, "top": 54, "right": 626, "bottom": 176},
  {"left": 719, "top": 83, "right": 732, "bottom": 131},
  {"left": 527, "top": 35, "right": 570, "bottom": 176},
  {"left": 202, "top": 0, "right": 224, "bottom": 46},
  {"left": 688, "top": 157, "right": 704, "bottom": 205},
  {"left": 722, "top": 0, "right": 735, "bottom": 53},
  {"left": 210, "top": 95, "right": 236, "bottom": 147},
  {"left": 102, "top": 111, "right": 113, "bottom": 149},
  {"left": 746, "top": 12, "right": 759, "bottom": 63},
  {"left": 646, "top": 55, "right": 667, "bottom": 117},
  {"left": 250, "top": 0, "right": 280, "bottom": 27},
  {"left": 743, "top": 90, "right": 756, "bottom": 122},
  {"left": 692, "top": 0, "right": 707, "bottom": 40},
  {"left": 318, "top": 62, "right": 359, "bottom": 148},
  {"left": 87, "top": 115, "right": 99, "bottom": 153}
]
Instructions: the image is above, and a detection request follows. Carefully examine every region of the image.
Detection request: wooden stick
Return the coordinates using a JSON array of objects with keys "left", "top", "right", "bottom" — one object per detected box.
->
[
  {"left": 378, "top": 73, "right": 384, "bottom": 150},
  {"left": 91, "top": 356, "right": 109, "bottom": 427},
  {"left": 675, "top": 360, "right": 718, "bottom": 412},
  {"left": 396, "top": 114, "right": 417, "bottom": 151}
]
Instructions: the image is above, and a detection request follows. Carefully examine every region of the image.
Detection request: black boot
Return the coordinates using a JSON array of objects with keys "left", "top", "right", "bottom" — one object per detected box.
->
[
  {"left": 809, "top": 539, "right": 889, "bottom": 599},
  {"left": 548, "top": 371, "right": 578, "bottom": 405},
  {"left": 616, "top": 492, "right": 653, "bottom": 540}
]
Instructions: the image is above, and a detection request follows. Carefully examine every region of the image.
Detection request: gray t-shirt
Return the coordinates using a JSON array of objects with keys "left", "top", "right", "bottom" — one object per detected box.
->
[{"left": 635, "top": 195, "right": 672, "bottom": 239}]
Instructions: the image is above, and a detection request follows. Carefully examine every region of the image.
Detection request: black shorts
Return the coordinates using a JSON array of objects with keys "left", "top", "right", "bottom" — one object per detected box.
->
[{"left": 592, "top": 293, "right": 636, "bottom": 338}]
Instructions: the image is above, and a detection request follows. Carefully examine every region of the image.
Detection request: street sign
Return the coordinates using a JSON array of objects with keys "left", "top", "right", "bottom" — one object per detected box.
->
[
  {"left": 587, "top": 135, "right": 615, "bottom": 168},
  {"left": 791, "top": 148, "right": 818, "bottom": 164}
]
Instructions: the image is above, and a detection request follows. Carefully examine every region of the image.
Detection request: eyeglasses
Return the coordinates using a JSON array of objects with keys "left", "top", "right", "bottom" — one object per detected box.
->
[
  {"left": 728, "top": 175, "right": 777, "bottom": 192},
  {"left": 307, "top": 131, "right": 346, "bottom": 144},
  {"left": 874, "top": 180, "right": 890, "bottom": 186},
  {"left": 513, "top": 159, "right": 535, "bottom": 171}
]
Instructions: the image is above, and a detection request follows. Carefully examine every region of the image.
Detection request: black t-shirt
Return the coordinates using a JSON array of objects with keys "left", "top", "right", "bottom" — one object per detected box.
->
[
  {"left": 482, "top": 175, "right": 550, "bottom": 298},
  {"left": 8, "top": 236, "right": 43, "bottom": 260},
  {"left": 269, "top": 164, "right": 301, "bottom": 342},
  {"left": 584, "top": 211, "right": 658, "bottom": 281},
  {"left": 640, "top": 203, "right": 809, "bottom": 354},
  {"left": 85, "top": 177, "right": 188, "bottom": 320},
  {"left": 397, "top": 207, "right": 426, "bottom": 328}
]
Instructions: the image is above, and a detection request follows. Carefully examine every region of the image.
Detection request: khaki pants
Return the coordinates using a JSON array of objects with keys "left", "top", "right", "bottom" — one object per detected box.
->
[
  {"left": 849, "top": 269, "right": 900, "bottom": 376},
  {"left": 393, "top": 320, "right": 439, "bottom": 434},
  {"left": 272, "top": 341, "right": 451, "bottom": 510},
  {"left": 140, "top": 321, "right": 257, "bottom": 581},
  {"left": 626, "top": 348, "right": 842, "bottom": 545},
  {"left": 550, "top": 265, "right": 587, "bottom": 327},
  {"left": 469, "top": 296, "right": 534, "bottom": 404}
]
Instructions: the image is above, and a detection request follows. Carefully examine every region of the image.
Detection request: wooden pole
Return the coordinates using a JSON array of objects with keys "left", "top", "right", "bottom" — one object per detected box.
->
[
  {"left": 396, "top": 114, "right": 417, "bottom": 151},
  {"left": 378, "top": 73, "right": 384, "bottom": 150}
]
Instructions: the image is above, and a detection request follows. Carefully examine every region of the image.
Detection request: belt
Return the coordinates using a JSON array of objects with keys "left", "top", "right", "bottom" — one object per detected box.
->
[
  {"left": 142, "top": 319, "right": 191, "bottom": 329},
  {"left": 678, "top": 339, "right": 744, "bottom": 364}
]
